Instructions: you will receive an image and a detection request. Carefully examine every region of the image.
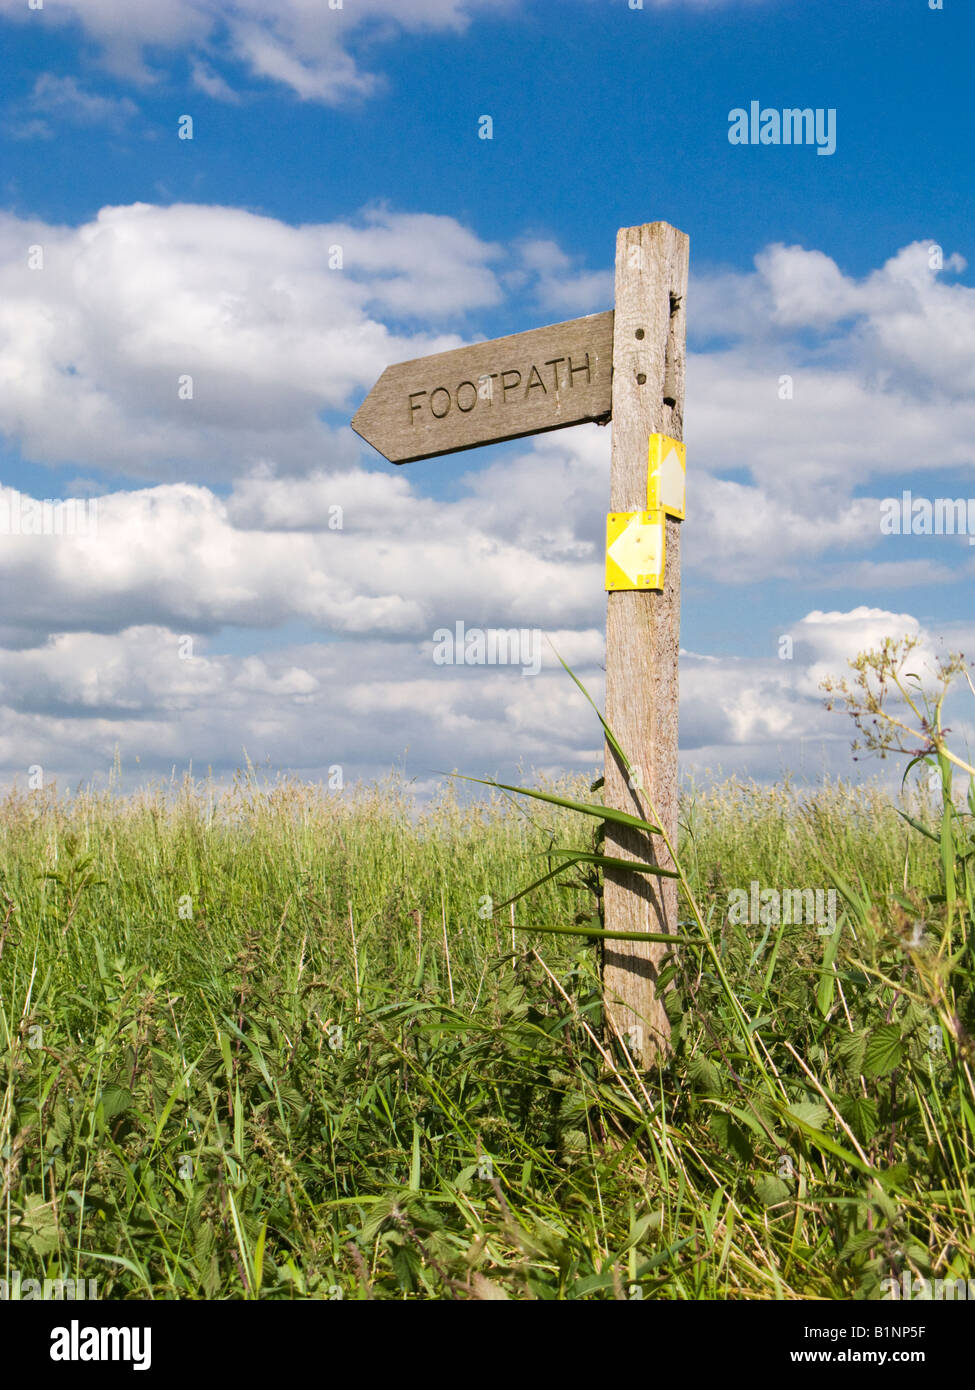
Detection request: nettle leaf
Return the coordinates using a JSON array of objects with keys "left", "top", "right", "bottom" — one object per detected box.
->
[
  {"left": 754, "top": 1174, "right": 792, "bottom": 1208},
  {"left": 663, "top": 991, "right": 683, "bottom": 1027},
  {"left": 51, "top": 1096, "right": 74, "bottom": 1147},
  {"left": 863, "top": 1025, "right": 903, "bottom": 1078},
  {"left": 838, "top": 1228, "right": 883, "bottom": 1261},
  {"left": 709, "top": 1111, "right": 754, "bottom": 1164},
  {"left": 838, "top": 1093, "right": 879, "bottom": 1143},
  {"left": 98, "top": 1082, "right": 136, "bottom": 1121},
  {"left": 558, "top": 1127, "right": 590, "bottom": 1160},
  {"left": 558, "top": 1089, "right": 590, "bottom": 1125},
  {"left": 785, "top": 1101, "right": 829, "bottom": 1133},
  {"left": 832, "top": 1028, "right": 868, "bottom": 1074},
  {"left": 687, "top": 1054, "right": 722, "bottom": 1096},
  {"left": 18, "top": 1193, "right": 60, "bottom": 1256},
  {"left": 876, "top": 1162, "right": 911, "bottom": 1195},
  {"left": 900, "top": 999, "right": 932, "bottom": 1038}
]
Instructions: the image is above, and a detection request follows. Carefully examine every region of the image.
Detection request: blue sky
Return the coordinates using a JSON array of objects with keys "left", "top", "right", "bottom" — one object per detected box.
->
[
  {"left": 0, "top": 0, "right": 972, "bottom": 795},
  {"left": 2, "top": 0, "right": 966, "bottom": 272}
]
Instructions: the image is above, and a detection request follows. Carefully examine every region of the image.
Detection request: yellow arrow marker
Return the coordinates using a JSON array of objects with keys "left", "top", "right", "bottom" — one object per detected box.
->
[
  {"left": 647, "top": 434, "right": 685, "bottom": 519},
  {"left": 605, "top": 510, "right": 666, "bottom": 590}
]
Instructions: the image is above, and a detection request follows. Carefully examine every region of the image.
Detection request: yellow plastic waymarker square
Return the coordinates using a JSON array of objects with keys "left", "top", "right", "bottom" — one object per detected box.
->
[
  {"left": 647, "top": 434, "right": 686, "bottom": 519},
  {"left": 605, "top": 510, "right": 666, "bottom": 591}
]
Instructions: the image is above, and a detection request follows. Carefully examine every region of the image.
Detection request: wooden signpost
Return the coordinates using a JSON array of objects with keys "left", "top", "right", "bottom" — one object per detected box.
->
[
  {"left": 352, "top": 310, "right": 615, "bottom": 463},
  {"left": 352, "top": 222, "right": 689, "bottom": 1067}
]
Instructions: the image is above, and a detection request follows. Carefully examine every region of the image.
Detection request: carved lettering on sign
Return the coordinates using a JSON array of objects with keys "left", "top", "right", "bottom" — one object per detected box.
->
[
  {"left": 405, "top": 351, "right": 600, "bottom": 425},
  {"left": 352, "top": 311, "right": 614, "bottom": 463}
]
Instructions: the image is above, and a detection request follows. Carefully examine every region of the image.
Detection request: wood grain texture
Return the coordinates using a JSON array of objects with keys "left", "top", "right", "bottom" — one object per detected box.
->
[
  {"left": 602, "top": 222, "right": 689, "bottom": 1068},
  {"left": 351, "top": 312, "right": 614, "bottom": 464}
]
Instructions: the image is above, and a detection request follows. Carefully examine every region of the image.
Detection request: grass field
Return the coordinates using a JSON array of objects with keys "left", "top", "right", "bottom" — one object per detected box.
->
[{"left": 2, "top": 766, "right": 973, "bottom": 1300}]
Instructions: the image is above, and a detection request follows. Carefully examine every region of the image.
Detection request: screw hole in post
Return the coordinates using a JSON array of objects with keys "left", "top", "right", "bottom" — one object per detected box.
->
[
  {"left": 636, "top": 373, "right": 647, "bottom": 385},
  {"left": 635, "top": 328, "right": 645, "bottom": 340}
]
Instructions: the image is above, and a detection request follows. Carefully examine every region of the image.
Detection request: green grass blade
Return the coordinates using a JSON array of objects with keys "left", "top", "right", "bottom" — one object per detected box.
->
[
  {"left": 446, "top": 773, "right": 661, "bottom": 836},
  {"left": 544, "top": 849, "right": 680, "bottom": 880}
]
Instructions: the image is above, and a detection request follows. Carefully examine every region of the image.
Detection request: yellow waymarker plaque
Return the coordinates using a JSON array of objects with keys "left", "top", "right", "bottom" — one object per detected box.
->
[
  {"left": 605, "top": 509, "right": 666, "bottom": 590},
  {"left": 647, "top": 434, "right": 686, "bottom": 519}
]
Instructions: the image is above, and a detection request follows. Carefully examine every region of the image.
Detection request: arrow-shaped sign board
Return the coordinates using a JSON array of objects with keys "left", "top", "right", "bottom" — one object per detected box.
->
[{"left": 352, "top": 310, "right": 614, "bottom": 464}]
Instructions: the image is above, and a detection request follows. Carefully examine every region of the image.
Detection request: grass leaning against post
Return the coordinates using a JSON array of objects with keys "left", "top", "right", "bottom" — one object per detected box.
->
[{"left": 450, "top": 654, "right": 768, "bottom": 1075}]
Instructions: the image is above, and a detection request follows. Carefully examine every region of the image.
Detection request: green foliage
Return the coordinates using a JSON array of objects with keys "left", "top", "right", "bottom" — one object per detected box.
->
[{"left": 0, "top": 755, "right": 973, "bottom": 1300}]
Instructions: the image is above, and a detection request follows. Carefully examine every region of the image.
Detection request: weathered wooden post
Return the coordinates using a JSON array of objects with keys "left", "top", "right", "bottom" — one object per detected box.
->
[
  {"left": 351, "top": 219, "right": 689, "bottom": 1070},
  {"left": 602, "top": 223, "right": 689, "bottom": 1068}
]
